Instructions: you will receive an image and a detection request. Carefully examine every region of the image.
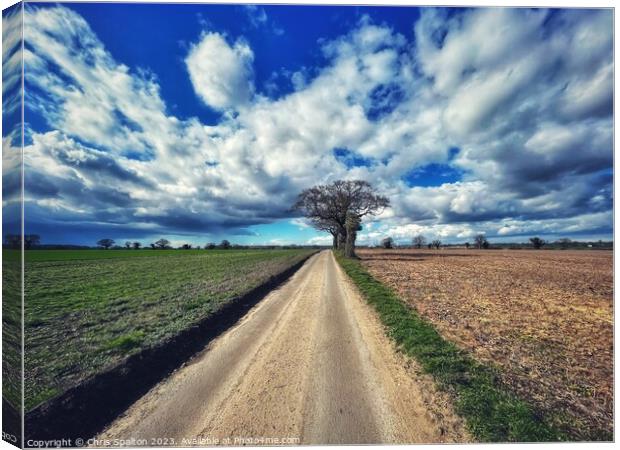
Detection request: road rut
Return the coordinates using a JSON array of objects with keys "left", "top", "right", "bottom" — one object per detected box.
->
[{"left": 96, "top": 251, "right": 468, "bottom": 445}]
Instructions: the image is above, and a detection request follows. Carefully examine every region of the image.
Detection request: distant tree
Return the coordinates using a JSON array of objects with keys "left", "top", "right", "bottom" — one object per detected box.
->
[
  {"left": 427, "top": 243, "right": 432, "bottom": 249},
  {"left": 24, "top": 234, "right": 40, "bottom": 249},
  {"left": 150, "top": 243, "right": 156, "bottom": 249},
  {"left": 154, "top": 238, "right": 170, "bottom": 250},
  {"left": 474, "top": 234, "right": 488, "bottom": 249},
  {"left": 132, "top": 242, "right": 142, "bottom": 250},
  {"left": 205, "top": 242, "right": 216, "bottom": 250},
  {"left": 97, "top": 238, "right": 115, "bottom": 249},
  {"left": 482, "top": 240, "right": 490, "bottom": 249},
  {"left": 380, "top": 237, "right": 394, "bottom": 249},
  {"left": 465, "top": 242, "right": 470, "bottom": 249},
  {"left": 557, "top": 238, "right": 572, "bottom": 250},
  {"left": 124, "top": 241, "right": 132, "bottom": 249},
  {"left": 219, "top": 239, "right": 231, "bottom": 249},
  {"left": 181, "top": 244, "right": 192, "bottom": 250},
  {"left": 431, "top": 239, "right": 442, "bottom": 249},
  {"left": 293, "top": 180, "right": 389, "bottom": 257},
  {"left": 529, "top": 237, "right": 546, "bottom": 249},
  {"left": 412, "top": 235, "right": 426, "bottom": 249}
]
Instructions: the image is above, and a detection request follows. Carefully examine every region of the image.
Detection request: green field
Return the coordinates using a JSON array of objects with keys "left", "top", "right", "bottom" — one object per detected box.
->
[
  {"left": 2, "top": 250, "right": 22, "bottom": 412},
  {"left": 23, "top": 248, "right": 313, "bottom": 411}
]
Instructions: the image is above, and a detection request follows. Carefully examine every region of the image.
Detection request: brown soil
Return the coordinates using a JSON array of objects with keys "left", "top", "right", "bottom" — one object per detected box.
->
[{"left": 358, "top": 248, "right": 613, "bottom": 439}]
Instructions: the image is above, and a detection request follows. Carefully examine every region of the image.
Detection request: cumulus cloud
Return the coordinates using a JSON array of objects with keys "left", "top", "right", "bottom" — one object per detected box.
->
[
  {"left": 185, "top": 32, "right": 255, "bottom": 110},
  {"left": 15, "top": 5, "right": 614, "bottom": 243}
]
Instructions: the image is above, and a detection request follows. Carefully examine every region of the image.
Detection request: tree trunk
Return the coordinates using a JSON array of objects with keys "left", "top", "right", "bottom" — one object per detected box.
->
[
  {"left": 332, "top": 233, "right": 337, "bottom": 249},
  {"left": 344, "top": 233, "right": 355, "bottom": 258},
  {"left": 344, "top": 213, "right": 360, "bottom": 258},
  {"left": 337, "top": 230, "right": 346, "bottom": 251}
]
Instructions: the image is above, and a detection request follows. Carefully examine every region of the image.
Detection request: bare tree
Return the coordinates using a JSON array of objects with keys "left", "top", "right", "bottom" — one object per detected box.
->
[
  {"left": 293, "top": 180, "right": 389, "bottom": 257},
  {"left": 154, "top": 238, "right": 170, "bottom": 249},
  {"left": 412, "top": 235, "right": 426, "bottom": 249},
  {"left": 314, "top": 218, "right": 343, "bottom": 250},
  {"left": 529, "top": 237, "right": 546, "bottom": 249},
  {"left": 24, "top": 234, "right": 40, "bottom": 250},
  {"left": 474, "top": 234, "right": 488, "bottom": 249},
  {"left": 431, "top": 239, "right": 441, "bottom": 249},
  {"left": 97, "top": 238, "right": 115, "bottom": 249},
  {"left": 557, "top": 238, "right": 572, "bottom": 250},
  {"left": 132, "top": 242, "right": 142, "bottom": 250},
  {"left": 381, "top": 237, "right": 394, "bottom": 249}
]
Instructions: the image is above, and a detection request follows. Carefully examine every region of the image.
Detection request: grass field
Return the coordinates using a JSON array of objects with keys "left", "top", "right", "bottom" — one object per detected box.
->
[
  {"left": 23, "top": 248, "right": 314, "bottom": 411},
  {"left": 2, "top": 250, "right": 22, "bottom": 412},
  {"left": 357, "top": 248, "right": 612, "bottom": 440}
]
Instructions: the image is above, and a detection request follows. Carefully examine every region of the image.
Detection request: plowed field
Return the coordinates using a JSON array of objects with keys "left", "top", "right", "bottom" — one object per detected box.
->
[{"left": 358, "top": 248, "right": 613, "bottom": 440}]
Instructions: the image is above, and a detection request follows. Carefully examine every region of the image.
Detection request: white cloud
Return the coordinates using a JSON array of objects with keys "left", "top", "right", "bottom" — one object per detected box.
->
[
  {"left": 244, "top": 5, "right": 268, "bottom": 28},
  {"left": 16, "top": 5, "right": 613, "bottom": 243},
  {"left": 290, "top": 218, "right": 310, "bottom": 229},
  {"left": 185, "top": 32, "right": 255, "bottom": 110},
  {"left": 306, "top": 235, "right": 333, "bottom": 246},
  {"left": 559, "top": 62, "right": 613, "bottom": 120},
  {"left": 2, "top": 5, "right": 22, "bottom": 116}
]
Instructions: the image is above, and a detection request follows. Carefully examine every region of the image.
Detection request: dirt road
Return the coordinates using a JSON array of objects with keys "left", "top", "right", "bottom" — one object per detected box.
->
[{"left": 96, "top": 251, "right": 467, "bottom": 445}]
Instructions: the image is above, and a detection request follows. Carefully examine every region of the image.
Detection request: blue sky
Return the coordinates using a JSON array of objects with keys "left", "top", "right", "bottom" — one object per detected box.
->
[{"left": 2, "top": 3, "right": 613, "bottom": 246}]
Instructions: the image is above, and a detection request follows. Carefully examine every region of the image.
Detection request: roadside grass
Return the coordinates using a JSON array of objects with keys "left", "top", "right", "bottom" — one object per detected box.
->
[
  {"left": 335, "top": 253, "right": 566, "bottom": 442},
  {"left": 104, "top": 331, "right": 146, "bottom": 352},
  {"left": 24, "top": 248, "right": 314, "bottom": 411}
]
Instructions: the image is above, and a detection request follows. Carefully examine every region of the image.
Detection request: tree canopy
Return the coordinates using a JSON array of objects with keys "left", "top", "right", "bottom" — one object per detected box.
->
[
  {"left": 293, "top": 180, "right": 389, "bottom": 257},
  {"left": 474, "top": 234, "right": 488, "bottom": 249},
  {"left": 97, "top": 238, "right": 115, "bottom": 249},
  {"left": 529, "top": 237, "right": 546, "bottom": 249},
  {"left": 381, "top": 237, "right": 394, "bottom": 249},
  {"left": 412, "top": 235, "right": 426, "bottom": 249},
  {"left": 154, "top": 238, "right": 171, "bottom": 249}
]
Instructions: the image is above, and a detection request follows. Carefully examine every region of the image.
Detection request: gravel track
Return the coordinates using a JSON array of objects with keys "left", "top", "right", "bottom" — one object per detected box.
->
[{"left": 96, "top": 251, "right": 467, "bottom": 445}]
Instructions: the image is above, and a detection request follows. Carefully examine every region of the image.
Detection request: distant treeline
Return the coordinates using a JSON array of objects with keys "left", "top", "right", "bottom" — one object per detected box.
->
[
  {"left": 484, "top": 240, "right": 613, "bottom": 250},
  {"left": 4, "top": 233, "right": 612, "bottom": 251},
  {"left": 360, "top": 238, "right": 613, "bottom": 251},
  {"left": 3, "top": 235, "right": 325, "bottom": 250}
]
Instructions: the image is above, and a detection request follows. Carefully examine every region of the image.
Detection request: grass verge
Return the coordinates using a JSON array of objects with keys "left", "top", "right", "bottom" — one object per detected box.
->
[{"left": 335, "top": 252, "right": 566, "bottom": 442}]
